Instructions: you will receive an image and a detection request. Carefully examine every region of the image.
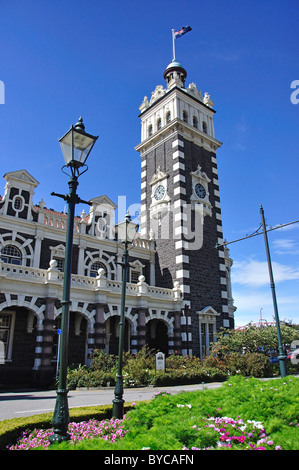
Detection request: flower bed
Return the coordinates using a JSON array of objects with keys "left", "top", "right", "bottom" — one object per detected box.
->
[
  {"left": 7, "top": 417, "right": 128, "bottom": 450},
  {"left": 7, "top": 376, "right": 299, "bottom": 451}
]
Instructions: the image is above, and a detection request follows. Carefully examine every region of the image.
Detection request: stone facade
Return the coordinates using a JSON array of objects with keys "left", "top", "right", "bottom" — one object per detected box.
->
[
  {"left": 0, "top": 59, "right": 235, "bottom": 387},
  {"left": 136, "top": 59, "right": 236, "bottom": 357}
]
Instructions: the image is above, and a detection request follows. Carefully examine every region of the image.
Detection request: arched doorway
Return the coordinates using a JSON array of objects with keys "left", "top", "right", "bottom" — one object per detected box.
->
[
  {"left": 146, "top": 319, "right": 168, "bottom": 354},
  {"left": 53, "top": 312, "right": 88, "bottom": 367},
  {"left": 0, "top": 306, "right": 38, "bottom": 387},
  {"left": 105, "top": 316, "right": 130, "bottom": 355}
]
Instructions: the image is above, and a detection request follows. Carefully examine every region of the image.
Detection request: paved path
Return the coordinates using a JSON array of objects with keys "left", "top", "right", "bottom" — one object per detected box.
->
[{"left": 0, "top": 382, "right": 222, "bottom": 421}]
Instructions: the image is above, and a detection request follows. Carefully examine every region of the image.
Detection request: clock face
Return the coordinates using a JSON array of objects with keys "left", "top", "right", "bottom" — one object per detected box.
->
[
  {"left": 154, "top": 184, "right": 165, "bottom": 201},
  {"left": 195, "top": 183, "right": 206, "bottom": 199}
]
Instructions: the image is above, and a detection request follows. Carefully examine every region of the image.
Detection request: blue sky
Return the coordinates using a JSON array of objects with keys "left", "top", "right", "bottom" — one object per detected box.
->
[{"left": 0, "top": 0, "right": 298, "bottom": 326}]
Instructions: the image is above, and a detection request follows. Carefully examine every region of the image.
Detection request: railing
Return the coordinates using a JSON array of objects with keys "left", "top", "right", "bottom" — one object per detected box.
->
[
  {"left": 0, "top": 261, "right": 182, "bottom": 302},
  {"left": 0, "top": 263, "right": 48, "bottom": 281}
]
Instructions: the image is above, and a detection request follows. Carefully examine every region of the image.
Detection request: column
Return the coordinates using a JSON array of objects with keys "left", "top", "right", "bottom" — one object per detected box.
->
[
  {"left": 34, "top": 298, "right": 56, "bottom": 387},
  {"left": 172, "top": 310, "right": 182, "bottom": 355},
  {"left": 205, "top": 323, "right": 210, "bottom": 357},
  {"left": 93, "top": 303, "right": 106, "bottom": 351},
  {"left": 137, "top": 308, "right": 147, "bottom": 351}
]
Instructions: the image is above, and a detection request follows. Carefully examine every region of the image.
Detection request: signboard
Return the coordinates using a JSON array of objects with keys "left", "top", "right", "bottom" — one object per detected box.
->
[{"left": 155, "top": 352, "right": 165, "bottom": 371}]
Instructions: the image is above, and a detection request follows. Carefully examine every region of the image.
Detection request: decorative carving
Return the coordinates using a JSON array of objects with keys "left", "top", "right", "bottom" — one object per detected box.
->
[
  {"left": 187, "top": 82, "right": 203, "bottom": 101},
  {"left": 203, "top": 92, "right": 214, "bottom": 108},
  {"left": 150, "top": 85, "right": 166, "bottom": 104}
]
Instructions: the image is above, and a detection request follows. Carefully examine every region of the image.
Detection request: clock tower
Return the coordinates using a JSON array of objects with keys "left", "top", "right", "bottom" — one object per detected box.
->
[{"left": 135, "top": 58, "right": 235, "bottom": 357}]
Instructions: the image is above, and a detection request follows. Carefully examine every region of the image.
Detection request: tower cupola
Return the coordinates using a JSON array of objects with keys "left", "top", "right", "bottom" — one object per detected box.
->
[{"left": 163, "top": 59, "right": 187, "bottom": 89}]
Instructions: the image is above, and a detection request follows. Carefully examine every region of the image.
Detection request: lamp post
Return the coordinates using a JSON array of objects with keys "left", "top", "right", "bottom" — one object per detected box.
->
[
  {"left": 260, "top": 205, "right": 287, "bottom": 378},
  {"left": 49, "top": 117, "right": 98, "bottom": 443},
  {"left": 112, "top": 212, "right": 139, "bottom": 419}
]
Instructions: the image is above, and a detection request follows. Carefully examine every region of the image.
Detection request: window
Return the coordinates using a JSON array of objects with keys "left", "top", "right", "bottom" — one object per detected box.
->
[
  {"left": 0, "top": 311, "right": 15, "bottom": 360},
  {"left": 130, "top": 260, "right": 144, "bottom": 283},
  {"left": 130, "top": 270, "right": 140, "bottom": 284},
  {"left": 1, "top": 245, "right": 22, "bottom": 265},
  {"left": 157, "top": 118, "right": 162, "bottom": 130},
  {"left": 13, "top": 196, "right": 24, "bottom": 211},
  {"left": 166, "top": 111, "right": 171, "bottom": 123},
  {"left": 90, "top": 261, "right": 107, "bottom": 278},
  {"left": 148, "top": 124, "right": 153, "bottom": 137},
  {"left": 193, "top": 116, "right": 198, "bottom": 128},
  {"left": 183, "top": 110, "right": 188, "bottom": 123},
  {"left": 53, "top": 256, "right": 64, "bottom": 272},
  {"left": 202, "top": 121, "right": 207, "bottom": 134}
]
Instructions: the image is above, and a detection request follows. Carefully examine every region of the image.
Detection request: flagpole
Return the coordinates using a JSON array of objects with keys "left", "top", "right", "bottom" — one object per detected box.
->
[{"left": 172, "top": 29, "right": 175, "bottom": 60}]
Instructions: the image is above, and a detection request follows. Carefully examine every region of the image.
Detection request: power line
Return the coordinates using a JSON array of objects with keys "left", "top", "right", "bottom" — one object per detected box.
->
[{"left": 216, "top": 219, "right": 299, "bottom": 248}]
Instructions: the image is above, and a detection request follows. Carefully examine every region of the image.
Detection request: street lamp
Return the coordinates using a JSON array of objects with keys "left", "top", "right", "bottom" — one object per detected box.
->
[
  {"left": 49, "top": 117, "right": 98, "bottom": 443},
  {"left": 260, "top": 205, "right": 287, "bottom": 378},
  {"left": 112, "top": 212, "right": 139, "bottom": 419}
]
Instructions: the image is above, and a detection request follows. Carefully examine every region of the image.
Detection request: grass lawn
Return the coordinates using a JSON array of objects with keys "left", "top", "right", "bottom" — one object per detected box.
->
[{"left": 8, "top": 375, "right": 299, "bottom": 451}]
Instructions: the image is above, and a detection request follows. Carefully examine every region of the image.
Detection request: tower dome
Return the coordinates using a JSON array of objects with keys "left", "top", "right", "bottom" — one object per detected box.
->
[{"left": 163, "top": 59, "right": 187, "bottom": 89}]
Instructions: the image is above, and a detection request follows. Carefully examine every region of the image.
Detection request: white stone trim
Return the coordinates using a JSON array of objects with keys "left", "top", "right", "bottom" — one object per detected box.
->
[
  {"left": 173, "top": 174, "right": 185, "bottom": 184},
  {"left": 172, "top": 150, "right": 185, "bottom": 159},
  {"left": 174, "top": 186, "right": 186, "bottom": 196},
  {"left": 176, "top": 254, "right": 189, "bottom": 264},
  {"left": 176, "top": 269, "right": 190, "bottom": 279},
  {"left": 173, "top": 161, "right": 185, "bottom": 171},
  {"left": 172, "top": 139, "right": 184, "bottom": 148},
  {"left": 180, "top": 284, "right": 190, "bottom": 293},
  {"left": 175, "top": 240, "right": 189, "bottom": 250}
]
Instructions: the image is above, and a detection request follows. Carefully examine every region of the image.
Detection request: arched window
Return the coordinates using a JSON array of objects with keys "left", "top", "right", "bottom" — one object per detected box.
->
[
  {"left": 157, "top": 118, "right": 162, "bottom": 130},
  {"left": 1, "top": 245, "right": 22, "bottom": 265},
  {"left": 193, "top": 116, "right": 198, "bottom": 128},
  {"left": 166, "top": 111, "right": 171, "bottom": 123},
  {"left": 183, "top": 110, "right": 188, "bottom": 123},
  {"left": 202, "top": 121, "right": 207, "bottom": 134},
  {"left": 90, "top": 261, "right": 107, "bottom": 278},
  {"left": 148, "top": 124, "right": 153, "bottom": 137}
]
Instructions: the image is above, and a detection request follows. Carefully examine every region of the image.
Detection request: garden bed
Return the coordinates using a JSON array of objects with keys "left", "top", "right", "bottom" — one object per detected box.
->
[{"left": 5, "top": 375, "right": 299, "bottom": 451}]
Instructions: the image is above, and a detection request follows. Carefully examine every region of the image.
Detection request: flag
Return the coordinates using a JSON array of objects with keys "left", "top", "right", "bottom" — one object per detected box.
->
[{"left": 174, "top": 26, "right": 192, "bottom": 39}]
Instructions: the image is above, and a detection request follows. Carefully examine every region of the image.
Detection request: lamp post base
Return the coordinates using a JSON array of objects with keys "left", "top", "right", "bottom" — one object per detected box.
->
[
  {"left": 112, "top": 398, "right": 124, "bottom": 420},
  {"left": 49, "top": 388, "right": 71, "bottom": 443},
  {"left": 278, "top": 355, "right": 287, "bottom": 378}
]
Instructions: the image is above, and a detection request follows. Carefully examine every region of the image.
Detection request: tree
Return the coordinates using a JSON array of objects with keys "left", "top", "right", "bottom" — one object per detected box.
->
[{"left": 211, "top": 323, "right": 299, "bottom": 357}]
